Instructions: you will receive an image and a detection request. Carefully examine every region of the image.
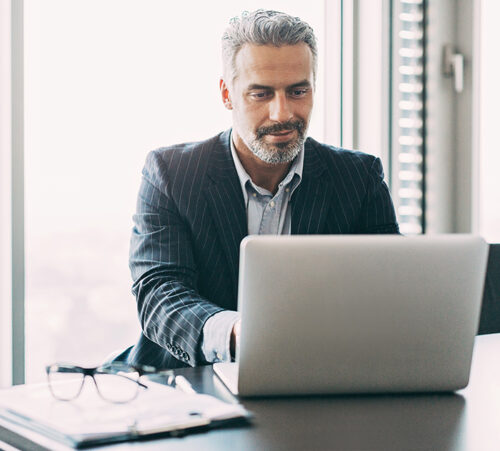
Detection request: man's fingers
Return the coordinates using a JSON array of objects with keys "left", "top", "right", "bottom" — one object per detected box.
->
[{"left": 234, "top": 319, "right": 241, "bottom": 337}]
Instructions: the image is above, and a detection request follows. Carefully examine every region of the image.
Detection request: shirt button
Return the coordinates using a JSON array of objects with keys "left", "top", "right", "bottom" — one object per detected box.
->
[
  {"left": 216, "top": 352, "right": 222, "bottom": 361},
  {"left": 252, "top": 193, "right": 257, "bottom": 197},
  {"left": 285, "top": 188, "right": 290, "bottom": 193},
  {"left": 270, "top": 201, "right": 275, "bottom": 208}
]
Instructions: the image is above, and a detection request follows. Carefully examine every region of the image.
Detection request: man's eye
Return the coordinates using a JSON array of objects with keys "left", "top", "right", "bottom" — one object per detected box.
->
[
  {"left": 290, "top": 88, "right": 308, "bottom": 97},
  {"left": 250, "top": 91, "right": 271, "bottom": 99}
]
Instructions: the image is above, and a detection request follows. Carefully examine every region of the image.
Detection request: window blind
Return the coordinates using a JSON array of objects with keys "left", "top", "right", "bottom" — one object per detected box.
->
[{"left": 395, "top": 0, "right": 425, "bottom": 234}]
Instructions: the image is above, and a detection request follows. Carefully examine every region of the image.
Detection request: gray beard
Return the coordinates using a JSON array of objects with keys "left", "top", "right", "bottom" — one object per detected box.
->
[{"left": 245, "top": 134, "right": 305, "bottom": 165}]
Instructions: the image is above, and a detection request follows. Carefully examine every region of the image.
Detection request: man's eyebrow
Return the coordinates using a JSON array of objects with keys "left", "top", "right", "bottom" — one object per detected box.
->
[
  {"left": 246, "top": 83, "right": 272, "bottom": 90},
  {"left": 288, "top": 80, "right": 312, "bottom": 89},
  {"left": 246, "top": 80, "right": 312, "bottom": 91}
]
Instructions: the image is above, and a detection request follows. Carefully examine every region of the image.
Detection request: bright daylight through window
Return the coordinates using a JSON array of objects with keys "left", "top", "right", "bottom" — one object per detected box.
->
[
  {"left": 479, "top": 0, "right": 500, "bottom": 242},
  {"left": 23, "top": 0, "right": 326, "bottom": 382}
]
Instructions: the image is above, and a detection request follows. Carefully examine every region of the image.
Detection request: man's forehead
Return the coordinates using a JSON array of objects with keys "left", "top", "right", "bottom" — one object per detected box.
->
[{"left": 234, "top": 43, "right": 313, "bottom": 87}]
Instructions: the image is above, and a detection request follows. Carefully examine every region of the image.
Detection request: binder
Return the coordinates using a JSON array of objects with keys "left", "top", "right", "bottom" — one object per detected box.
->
[{"left": 0, "top": 377, "right": 251, "bottom": 448}]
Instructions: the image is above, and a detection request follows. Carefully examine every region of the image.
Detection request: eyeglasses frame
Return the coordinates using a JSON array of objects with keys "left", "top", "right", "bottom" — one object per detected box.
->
[{"left": 45, "top": 362, "right": 154, "bottom": 404}]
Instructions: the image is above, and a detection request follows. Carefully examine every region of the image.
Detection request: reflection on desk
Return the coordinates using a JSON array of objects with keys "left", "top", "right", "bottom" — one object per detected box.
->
[{"left": 0, "top": 334, "right": 499, "bottom": 450}]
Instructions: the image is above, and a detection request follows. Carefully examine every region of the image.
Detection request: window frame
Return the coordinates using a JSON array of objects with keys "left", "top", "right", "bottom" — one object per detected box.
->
[
  {"left": 456, "top": 0, "right": 480, "bottom": 234},
  {"left": 1, "top": 0, "right": 25, "bottom": 387}
]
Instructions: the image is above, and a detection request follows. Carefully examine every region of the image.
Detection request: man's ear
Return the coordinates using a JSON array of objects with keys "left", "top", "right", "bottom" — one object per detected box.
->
[{"left": 220, "top": 78, "right": 233, "bottom": 110}]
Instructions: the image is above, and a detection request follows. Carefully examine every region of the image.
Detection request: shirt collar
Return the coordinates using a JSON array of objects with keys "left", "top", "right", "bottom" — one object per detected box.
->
[{"left": 229, "top": 130, "right": 304, "bottom": 202}]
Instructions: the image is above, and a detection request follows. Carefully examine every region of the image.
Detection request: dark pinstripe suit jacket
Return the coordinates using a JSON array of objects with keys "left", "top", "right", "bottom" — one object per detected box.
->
[{"left": 127, "top": 129, "right": 399, "bottom": 369}]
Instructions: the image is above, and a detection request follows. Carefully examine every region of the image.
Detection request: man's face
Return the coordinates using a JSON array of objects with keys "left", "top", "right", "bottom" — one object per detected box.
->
[{"left": 222, "top": 43, "right": 314, "bottom": 165}]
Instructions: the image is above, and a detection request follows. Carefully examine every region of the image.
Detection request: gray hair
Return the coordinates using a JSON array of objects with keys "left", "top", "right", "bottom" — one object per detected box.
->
[{"left": 221, "top": 10, "right": 317, "bottom": 84}]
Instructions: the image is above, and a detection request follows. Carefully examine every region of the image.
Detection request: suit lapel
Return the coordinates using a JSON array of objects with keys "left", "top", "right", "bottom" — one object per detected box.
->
[
  {"left": 203, "top": 134, "right": 333, "bottom": 287},
  {"left": 291, "top": 140, "right": 331, "bottom": 234},
  {"left": 204, "top": 130, "right": 247, "bottom": 290}
]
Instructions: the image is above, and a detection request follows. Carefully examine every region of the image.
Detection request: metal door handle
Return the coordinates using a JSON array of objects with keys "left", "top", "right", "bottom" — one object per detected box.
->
[{"left": 443, "top": 44, "right": 464, "bottom": 93}]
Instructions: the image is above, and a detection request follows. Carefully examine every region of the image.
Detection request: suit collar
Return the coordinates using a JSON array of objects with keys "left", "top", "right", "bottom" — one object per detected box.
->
[
  {"left": 291, "top": 139, "right": 332, "bottom": 234},
  {"left": 206, "top": 129, "right": 236, "bottom": 181},
  {"left": 302, "top": 138, "right": 327, "bottom": 178},
  {"left": 204, "top": 129, "right": 247, "bottom": 292}
]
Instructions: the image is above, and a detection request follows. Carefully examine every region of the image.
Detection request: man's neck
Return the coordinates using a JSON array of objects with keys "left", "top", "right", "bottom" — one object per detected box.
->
[{"left": 232, "top": 136, "right": 293, "bottom": 195}]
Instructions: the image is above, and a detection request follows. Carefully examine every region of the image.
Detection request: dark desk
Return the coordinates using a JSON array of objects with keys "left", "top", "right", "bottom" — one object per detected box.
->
[{"left": 1, "top": 334, "right": 499, "bottom": 450}]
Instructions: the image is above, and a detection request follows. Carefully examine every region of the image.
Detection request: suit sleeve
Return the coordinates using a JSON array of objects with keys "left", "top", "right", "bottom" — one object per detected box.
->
[
  {"left": 357, "top": 157, "right": 400, "bottom": 234},
  {"left": 129, "top": 151, "right": 224, "bottom": 367}
]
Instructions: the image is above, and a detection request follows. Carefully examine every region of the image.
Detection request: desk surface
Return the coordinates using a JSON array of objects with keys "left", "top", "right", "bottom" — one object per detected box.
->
[{"left": 1, "top": 334, "right": 500, "bottom": 451}]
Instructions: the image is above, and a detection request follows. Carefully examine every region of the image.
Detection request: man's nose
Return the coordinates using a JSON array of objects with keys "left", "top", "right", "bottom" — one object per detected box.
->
[{"left": 268, "top": 92, "right": 293, "bottom": 123}]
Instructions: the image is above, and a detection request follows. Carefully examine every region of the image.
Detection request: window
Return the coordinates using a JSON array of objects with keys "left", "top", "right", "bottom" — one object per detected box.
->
[
  {"left": 23, "top": 0, "right": 328, "bottom": 382},
  {"left": 478, "top": 0, "right": 500, "bottom": 242},
  {"left": 0, "top": 0, "right": 13, "bottom": 387},
  {"left": 11, "top": 0, "right": 482, "bottom": 386}
]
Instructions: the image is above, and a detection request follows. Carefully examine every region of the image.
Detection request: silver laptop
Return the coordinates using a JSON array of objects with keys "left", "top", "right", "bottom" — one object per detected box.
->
[{"left": 214, "top": 235, "right": 488, "bottom": 397}]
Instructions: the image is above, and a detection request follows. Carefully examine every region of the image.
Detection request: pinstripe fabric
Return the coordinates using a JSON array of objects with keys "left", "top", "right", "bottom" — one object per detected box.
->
[{"left": 127, "top": 129, "right": 399, "bottom": 369}]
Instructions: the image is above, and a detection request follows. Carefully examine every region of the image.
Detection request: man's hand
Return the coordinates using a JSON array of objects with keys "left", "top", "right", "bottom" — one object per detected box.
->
[{"left": 230, "top": 319, "right": 241, "bottom": 360}]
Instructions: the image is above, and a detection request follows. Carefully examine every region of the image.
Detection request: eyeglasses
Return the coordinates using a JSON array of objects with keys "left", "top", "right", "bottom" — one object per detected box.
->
[{"left": 45, "top": 362, "right": 158, "bottom": 404}]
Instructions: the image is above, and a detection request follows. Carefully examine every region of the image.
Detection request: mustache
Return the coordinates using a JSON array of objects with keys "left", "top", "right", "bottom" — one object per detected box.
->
[{"left": 256, "top": 120, "right": 305, "bottom": 139}]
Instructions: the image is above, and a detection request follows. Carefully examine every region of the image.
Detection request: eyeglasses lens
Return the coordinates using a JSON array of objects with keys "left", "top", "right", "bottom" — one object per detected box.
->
[
  {"left": 47, "top": 365, "right": 85, "bottom": 400},
  {"left": 93, "top": 372, "right": 140, "bottom": 403}
]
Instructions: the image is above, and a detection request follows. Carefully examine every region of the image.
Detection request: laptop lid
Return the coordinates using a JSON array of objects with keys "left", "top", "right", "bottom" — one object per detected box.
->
[{"left": 216, "top": 235, "right": 488, "bottom": 397}]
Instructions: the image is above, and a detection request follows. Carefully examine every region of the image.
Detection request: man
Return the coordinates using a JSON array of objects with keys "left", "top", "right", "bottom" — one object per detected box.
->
[{"left": 126, "top": 10, "right": 399, "bottom": 370}]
